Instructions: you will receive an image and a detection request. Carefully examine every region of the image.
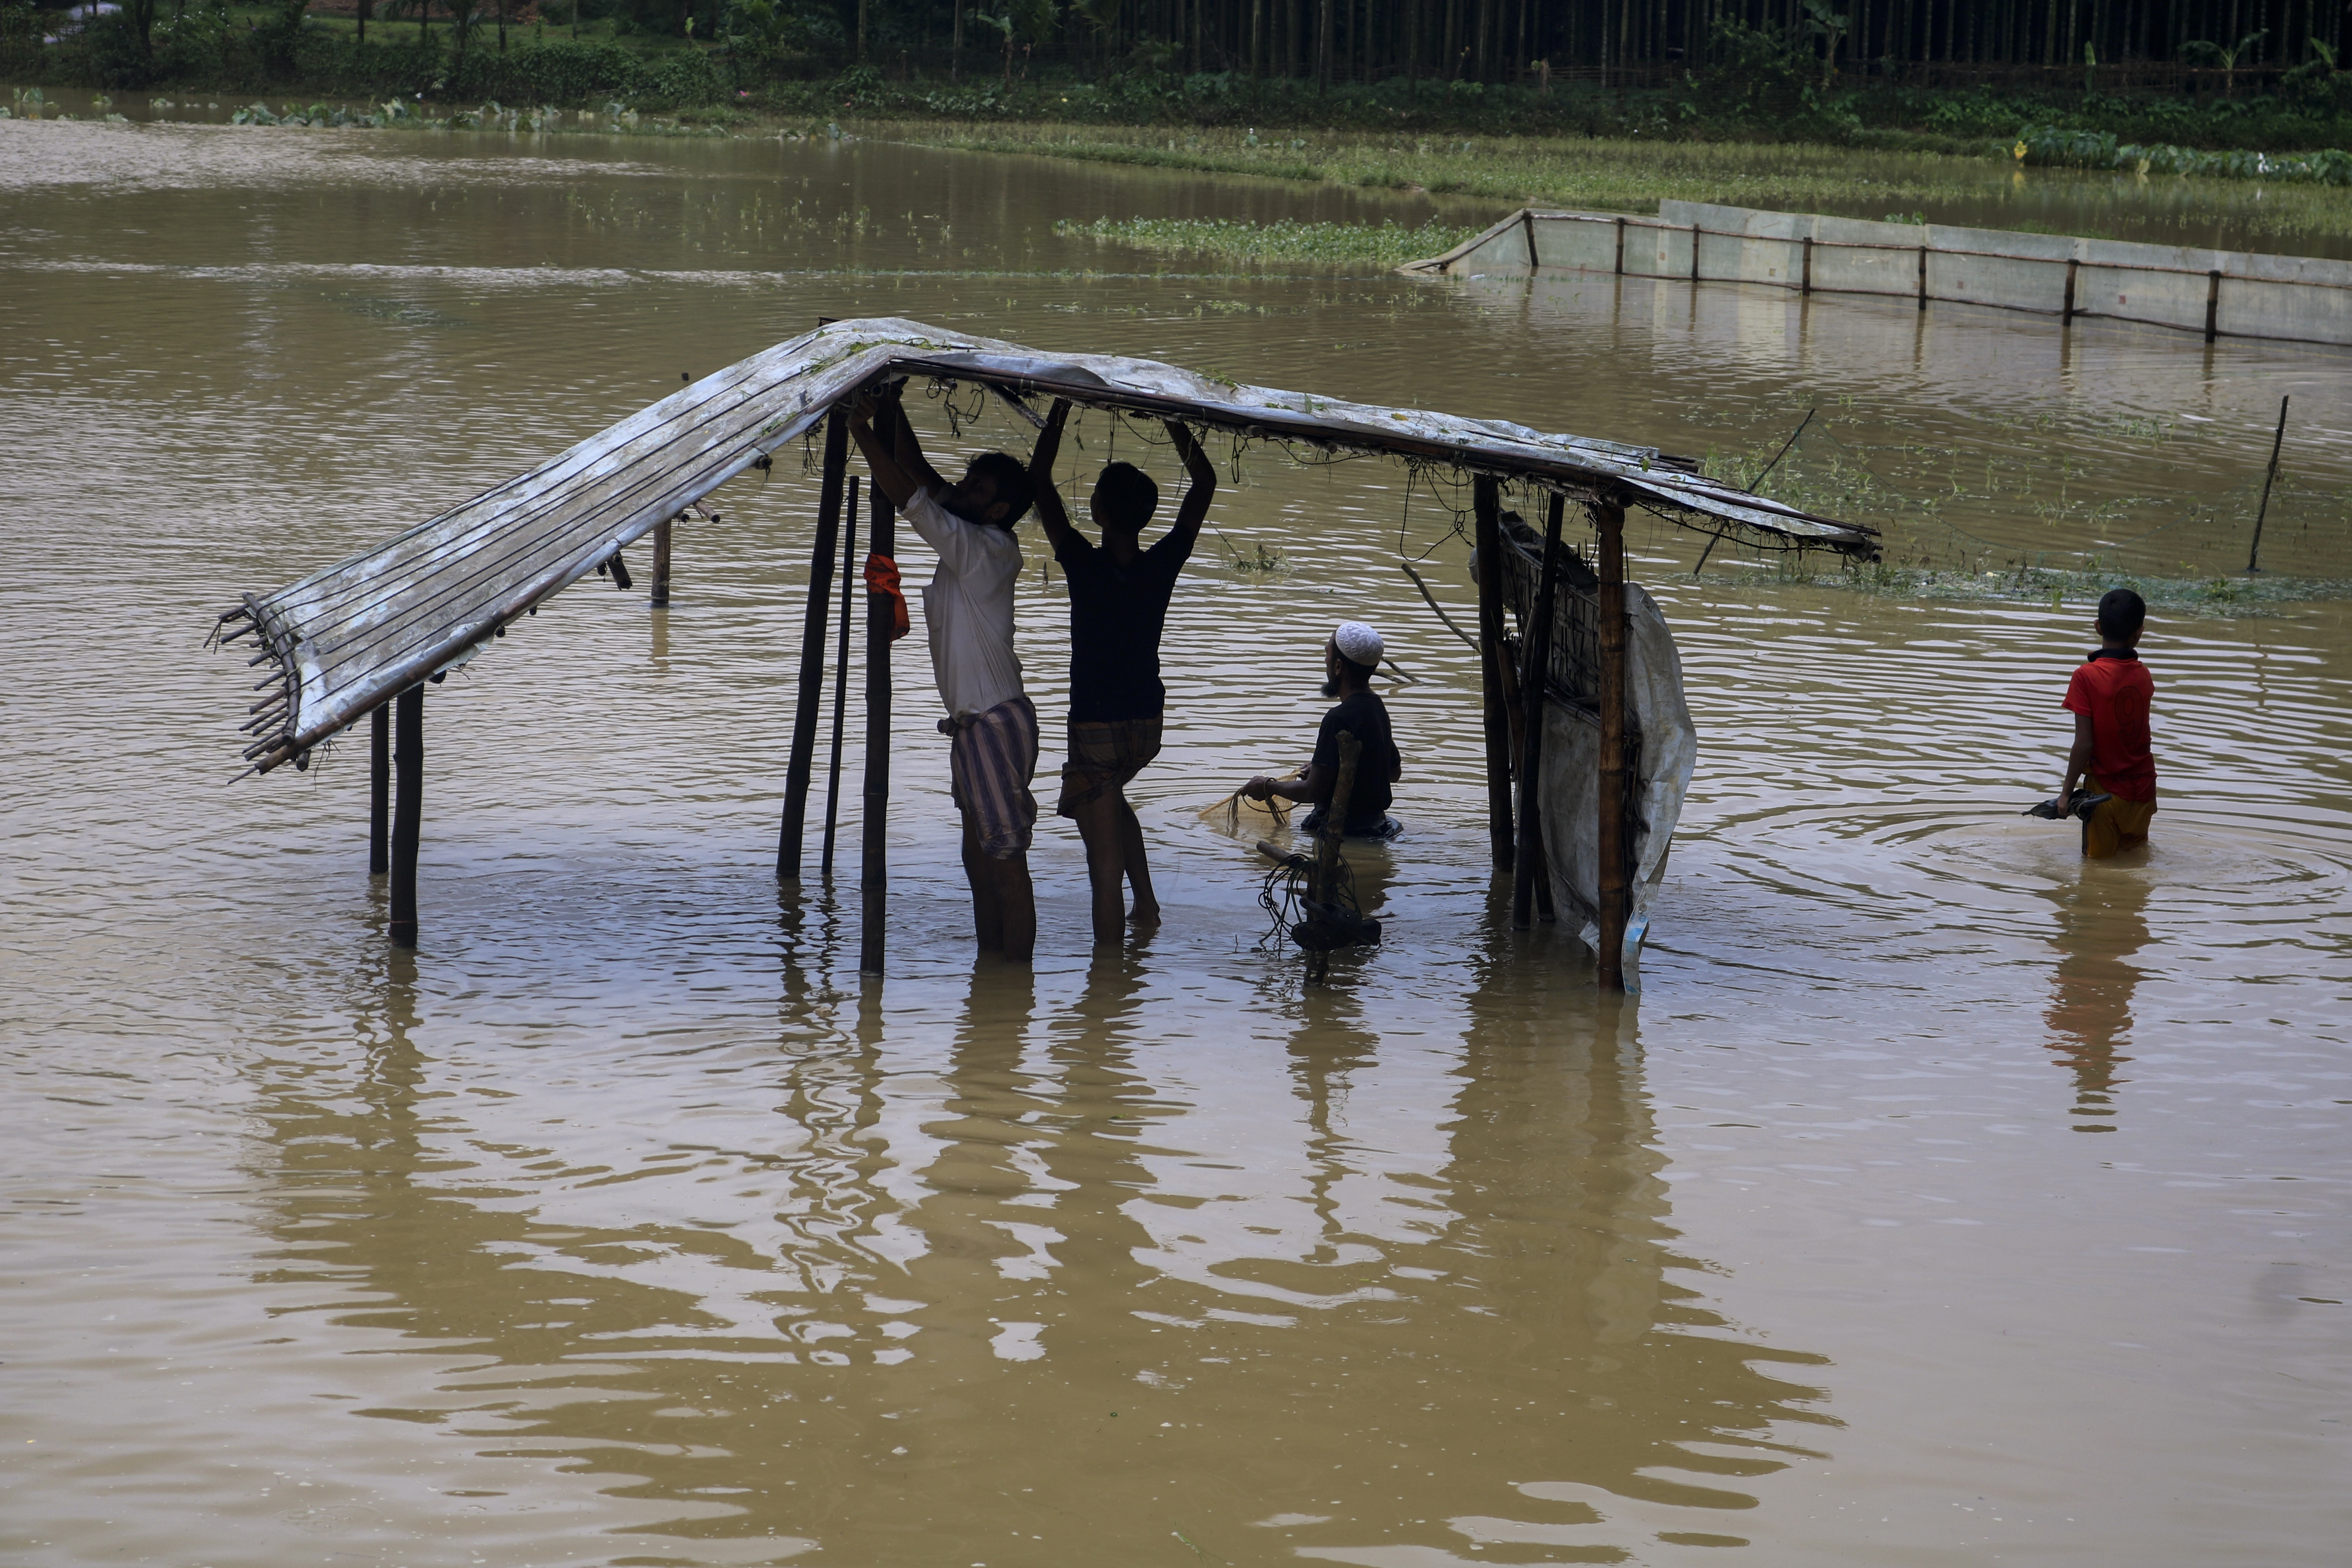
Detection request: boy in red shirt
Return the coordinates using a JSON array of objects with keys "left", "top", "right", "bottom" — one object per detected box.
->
[{"left": 2048, "top": 587, "right": 2158, "bottom": 858}]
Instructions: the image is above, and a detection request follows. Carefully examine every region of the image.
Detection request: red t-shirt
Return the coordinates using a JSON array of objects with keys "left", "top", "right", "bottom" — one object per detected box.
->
[{"left": 2062, "top": 653, "right": 2157, "bottom": 802}]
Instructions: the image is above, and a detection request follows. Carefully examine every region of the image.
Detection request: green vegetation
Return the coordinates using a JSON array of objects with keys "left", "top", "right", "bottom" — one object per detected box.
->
[
  {"left": 1053, "top": 215, "right": 1478, "bottom": 267},
  {"left": 877, "top": 120, "right": 2352, "bottom": 249},
  {"left": 7, "top": 0, "right": 2352, "bottom": 168}
]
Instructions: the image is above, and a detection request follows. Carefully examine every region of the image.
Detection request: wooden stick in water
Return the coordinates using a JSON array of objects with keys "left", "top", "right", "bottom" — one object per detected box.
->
[
  {"left": 369, "top": 702, "right": 390, "bottom": 877},
  {"left": 1595, "top": 497, "right": 1630, "bottom": 992},
  {"left": 821, "top": 476, "right": 860, "bottom": 881},
  {"left": 1512, "top": 495, "right": 1565, "bottom": 930},
  {"left": 1472, "top": 477, "right": 1514, "bottom": 868},
  {"left": 1306, "top": 731, "right": 1363, "bottom": 986},
  {"left": 858, "top": 482, "right": 897, "bottom": 977},
  {"left": 651, "top": 515, "right": 673, "bottom": 607},
  {"left": 2247, "top": 394, "right": 2289, "bottom": 574},
  {"left": 778, "top": 408, "right": 849, "bottom": 881},
  {"left": 388, "top": 683, "right": 423, "bottom": 948}
]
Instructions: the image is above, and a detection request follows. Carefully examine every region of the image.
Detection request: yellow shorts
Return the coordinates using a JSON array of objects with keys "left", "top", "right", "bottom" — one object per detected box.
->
[{"left": 2082, "top": 774, "right": 2156, "bottom": 858}]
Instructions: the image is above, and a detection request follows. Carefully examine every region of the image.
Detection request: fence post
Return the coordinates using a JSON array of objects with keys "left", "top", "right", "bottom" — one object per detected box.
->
[
  {"left": 1511, "top": 496, "right": 1565, "bottom": 930},
  {"left": 777, "top": 408, "right": 849, "bottom": 881},
  {"left": 858, "top": 485, "right": 898, "bottom": 976},
  {"left": 369, "top": 702, "right": 390, "bottom": 876},
  {"left": 1472, "top": 477, "right": 1515, "bottom": 869},
  {"left": 2248, "top": 395, "right": 2290, "bottom": 573},
  {"left": 388, "top": 683, "right": 424, "bottom": 949},
  {"left": 1594, "top": 497, "right": 1629, "bottom": 993}
]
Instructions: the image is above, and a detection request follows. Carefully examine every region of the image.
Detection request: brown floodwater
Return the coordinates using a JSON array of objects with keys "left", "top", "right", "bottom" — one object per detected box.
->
[{"left": 3, "top": 119, "right": 2349, "bottom": 1568}]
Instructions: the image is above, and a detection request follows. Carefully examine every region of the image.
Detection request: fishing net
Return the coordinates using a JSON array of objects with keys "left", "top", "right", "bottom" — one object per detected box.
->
[
  {"left": 1197, "top": 787, "right": 1293, "bottom": 837},
  {"left": 1254, "top": 837, "right": 1380, "bottom": 981}
]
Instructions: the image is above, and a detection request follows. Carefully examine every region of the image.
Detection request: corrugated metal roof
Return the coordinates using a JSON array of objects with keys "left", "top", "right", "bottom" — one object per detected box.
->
[{"left": 215, "top": 317, "right": 1876, "bottom": 774}]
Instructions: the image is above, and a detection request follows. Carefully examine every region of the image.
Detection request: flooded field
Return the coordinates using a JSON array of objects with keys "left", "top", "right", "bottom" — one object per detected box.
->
[{"left": 3, "top": 119, "right": 2348, "bottom": 1567}]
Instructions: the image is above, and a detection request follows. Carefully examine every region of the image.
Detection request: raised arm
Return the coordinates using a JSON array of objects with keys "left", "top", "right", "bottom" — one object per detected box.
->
[
  {"left": 883, "top": 392, "right": 949, "bottom": 495},
  {"left": 846, "top": 394, "right": 928, "bottom": 511},
  {"left": 1028, "top": 399, "right": 1076, "bottom": 552},
  {"left": 1163, "top": 421, "right": 1217, "bottom": 547}
]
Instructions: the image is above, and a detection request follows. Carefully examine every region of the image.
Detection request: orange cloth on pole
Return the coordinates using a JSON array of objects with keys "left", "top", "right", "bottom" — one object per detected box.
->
[{"left": 863, "top": 552, "right": 910, "bottom": 641}]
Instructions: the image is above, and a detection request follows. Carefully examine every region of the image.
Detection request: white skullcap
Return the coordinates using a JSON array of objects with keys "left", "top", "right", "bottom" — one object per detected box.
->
[{"left": 1332, "top": 620, "right": 1384, "bottom": 667}]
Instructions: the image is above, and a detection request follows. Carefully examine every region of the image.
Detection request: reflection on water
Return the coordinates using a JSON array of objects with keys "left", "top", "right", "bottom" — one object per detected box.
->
[
  {"left": 4, "top": 117, "right": 2350, "bottom": 1568},
  {"left": 2042, "top": 863, "right": 2152, "bottom": 1132},
  {"left": 232, "top": 935, "right": 1829, "bottom": 1563}
]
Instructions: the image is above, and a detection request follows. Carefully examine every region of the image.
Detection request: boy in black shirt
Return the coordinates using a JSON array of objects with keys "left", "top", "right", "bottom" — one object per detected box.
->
[
  {"left": 1243, "top": 621, "right": 1403, "bottom": 837},
  {"left": 1029, "top": 401, "right": 1218, "bottom": 944}
]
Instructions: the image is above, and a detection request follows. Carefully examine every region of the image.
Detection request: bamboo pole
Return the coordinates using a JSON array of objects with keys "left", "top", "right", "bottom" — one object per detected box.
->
[
  {"left": 1594, "top": 497, "right": 1630, "bottom": 992},
  {"left": 777, "top": 409, "right": 850, "bottom": 882},
  {"left": 388, "top": 682, "right": 423, "bottom": 949},
  {"left": 369, "top": 702, "right": 390, "bottom": 876},
  {"left": 1512, "top": 495, "right": 1565, "bottom": 930},
  {"left": 821, "top": 477, "right": 861, "bottom": 880},
  {"left": 651, "top": 515, "right": 673, "bottom": 607},
  {"left": 1472, "top": 476, "right": 1514, "bottom": 868},
  {"left": 2247, "top": 394, "right": 2289, "bottom": 573},
  {"left": 1305, "top": 730, "right": 1363, "bottom": 986},
  {"left": 858, "top": 485, "right": 897, "bottom": 977}
]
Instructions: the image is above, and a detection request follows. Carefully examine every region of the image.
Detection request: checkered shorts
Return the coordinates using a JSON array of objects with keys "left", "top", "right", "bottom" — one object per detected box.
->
[{"left": 945, "top": 695, "right": 1040, "bottom": 861}]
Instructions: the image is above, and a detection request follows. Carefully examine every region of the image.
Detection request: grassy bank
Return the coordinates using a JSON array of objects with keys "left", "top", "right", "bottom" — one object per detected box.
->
[
  {"left": 861, "top": 119, "right": 2352, "bottom": 250},
  {"left": 868, "top": 120, "right": 2007, "bottom": 212}
]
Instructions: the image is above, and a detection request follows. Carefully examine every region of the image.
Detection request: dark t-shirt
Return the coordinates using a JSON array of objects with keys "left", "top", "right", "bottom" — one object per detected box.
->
[
  {"left": 1310, "top": 691, "right": 1398, "bottom": 830},
  {"left": 1054, "top": 528, "right": 1195, "bottom": 722}
]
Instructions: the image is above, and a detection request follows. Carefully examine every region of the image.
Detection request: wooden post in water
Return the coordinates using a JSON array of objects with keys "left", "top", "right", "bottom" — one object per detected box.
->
[
  {"left": 388, "top": 682, "right": 424, "bottom": 948},
  {"left": 651, "top": 515, "right": 673, "bottom": 607},
  {"left": 1594, "top": 496, "right": 1630, "bottom": 992},
  {"left": 2247, "top": 394, "right": 2290, "bottom": 574},
  {"left": 1305, "top": 731, "right": 1363, "bottom": 987},
  {"left": 1472, "top": 476, "right": 1514, "bottom": 869},
  {"left": 820, "top": 477, "right": 861, "bottom": 879},
  {"left": 369, "top": 702, "right": 390, "bottom": 876},
  {"left": 858, "top": 483, "right": 897, "bottom": 976},
  {"left": 777, "top": 409, "right": 850, "bottom": 881},
  {"left": 1512, "top": 495, "right": 1566, "bottom": 931}
]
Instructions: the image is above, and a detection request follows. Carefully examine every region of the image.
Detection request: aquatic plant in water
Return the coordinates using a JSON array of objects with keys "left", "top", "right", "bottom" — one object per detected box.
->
[{"left": 1054, "top": 216, "right": 1479, "bottom": 268}]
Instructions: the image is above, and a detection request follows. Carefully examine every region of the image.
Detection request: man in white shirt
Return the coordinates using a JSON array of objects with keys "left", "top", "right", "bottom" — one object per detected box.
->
[{"left": 848, "top": 390, "right": 1040, "bottom": 964}]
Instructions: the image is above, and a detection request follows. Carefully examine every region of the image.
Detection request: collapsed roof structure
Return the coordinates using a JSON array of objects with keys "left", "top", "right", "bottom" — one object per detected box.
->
[{"left": 212, "top": 317, "right": 1875, "bottom": 985}]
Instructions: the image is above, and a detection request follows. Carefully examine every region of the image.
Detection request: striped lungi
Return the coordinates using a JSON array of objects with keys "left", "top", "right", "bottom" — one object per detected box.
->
[{"left": 944, "top": 695, "right": 1040, "bottom": 861}]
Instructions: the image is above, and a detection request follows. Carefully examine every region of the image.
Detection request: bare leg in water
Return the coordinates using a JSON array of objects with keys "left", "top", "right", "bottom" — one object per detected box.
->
[
  {"left": 1071, "top": 789, "right": 1159, "bottom": 945},
  {"left": 961, "top": 816, "right": 1035, "bottom": 963},
  {"left": 1117, "top": 796, "right": 1159, "bottom": 927}
]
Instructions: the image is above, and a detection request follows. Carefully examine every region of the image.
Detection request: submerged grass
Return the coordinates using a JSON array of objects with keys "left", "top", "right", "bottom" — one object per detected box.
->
[
  {"left": 1053, "top": 215, "right": 1480, "bottom": 267},
  {"left": 1747, "top": 559, "right": 2352, "bottom": 618}
]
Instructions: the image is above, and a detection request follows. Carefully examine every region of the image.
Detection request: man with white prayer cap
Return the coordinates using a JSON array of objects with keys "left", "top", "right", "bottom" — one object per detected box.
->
[{"left": 1242, "top": 620, "right": 1403, "bottom": 838}]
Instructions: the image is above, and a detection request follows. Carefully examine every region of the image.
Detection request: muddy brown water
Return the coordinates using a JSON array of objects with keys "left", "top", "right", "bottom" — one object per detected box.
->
[{"left": 4, "top": 119, "right": 2349, "bottom": 1567}]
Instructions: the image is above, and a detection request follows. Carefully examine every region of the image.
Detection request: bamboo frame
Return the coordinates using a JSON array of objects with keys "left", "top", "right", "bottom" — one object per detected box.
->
[
  {"left": 821, "top": 476, "right": 861, "bottom": 879},
  {"left": 369, "top": 702, "right": 390, "bottom": 877},
  {"left": 388, "top": 682, "right": 423, "bottom": 949},
  {"left": 777, "top": 411, "right": 849, "bottom": 882},
  {"left": 858, "top": 480, "right": 897, "bottom": 978},
  {"left": 1511, "top": 495, "right": 1565, "bottom": 930},
  {"left": 1473, "top": 477, "right": 1515, "bottom": 870},
  {"left": 1594, "top": 497, "right": 1630, "bottom": 992}
]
